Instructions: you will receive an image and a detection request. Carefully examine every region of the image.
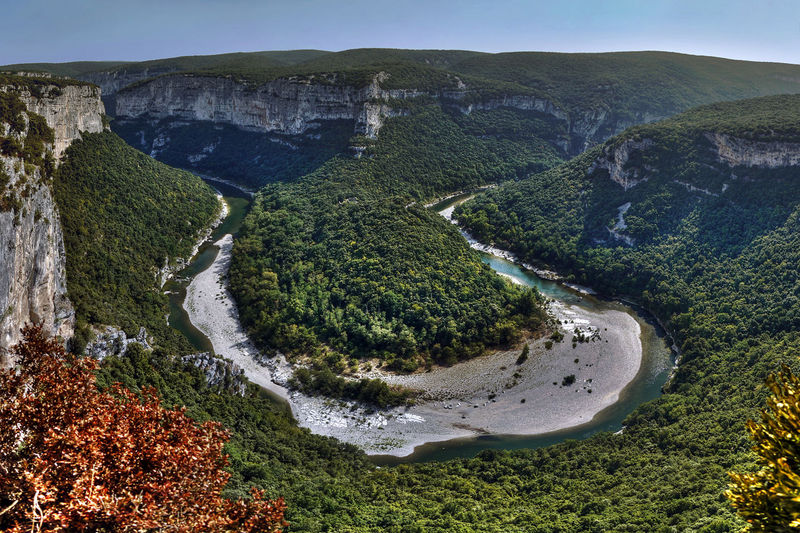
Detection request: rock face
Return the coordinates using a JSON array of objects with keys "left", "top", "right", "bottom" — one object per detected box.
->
[
  {"left": 116, "top": 73, "right": 428, "bottom": 139},
  {"left": 17, "top": 84, "right": 106, "bottom": 158},
  {"left": 588, "top": 138, "right": 655, "bottom": 190},
  {"left": 570, "top": 109, "right": 663, "bottom": 155},
  {"left": 0, "top": 81, "right": 105, "bottom": 357},
  {"left": 706, "top": 132, "right": 800, "bottom": 168},
  {"left": 84, "top": 326, "right": 151, "bottom": 360},
  {"left": 181, "top": 352, "right": 247, "bottom": 396},
  {"left": 112, "top": 71, "right": 673, "bottom": 154},
  {"left": 0, "top": 153, "right": 74, "bottom": 355}
]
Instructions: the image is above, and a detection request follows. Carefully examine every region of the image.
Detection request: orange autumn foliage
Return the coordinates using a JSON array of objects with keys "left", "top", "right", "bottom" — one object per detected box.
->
[{"left": 0, "top": 325, "right": 286, "bottom": 532}]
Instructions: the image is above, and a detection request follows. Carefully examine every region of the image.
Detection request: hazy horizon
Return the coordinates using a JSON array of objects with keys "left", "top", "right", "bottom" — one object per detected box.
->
[{"left": 2, "top": 0, "right": 799, "bottom": 66}]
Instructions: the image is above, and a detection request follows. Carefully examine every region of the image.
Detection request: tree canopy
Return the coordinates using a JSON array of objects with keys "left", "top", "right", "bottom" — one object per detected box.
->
[{"left": 0, "top": 325, "right": 286, "bottom": 532}]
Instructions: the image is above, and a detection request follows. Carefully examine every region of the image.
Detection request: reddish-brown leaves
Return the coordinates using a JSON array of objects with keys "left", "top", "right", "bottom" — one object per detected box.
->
[{"left": 0, "top": 325, "right": 286, "bottom": 532}]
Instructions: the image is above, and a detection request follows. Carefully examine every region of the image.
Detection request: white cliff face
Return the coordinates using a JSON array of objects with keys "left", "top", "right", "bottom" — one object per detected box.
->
[
  {"left": 0, "top": 81, "right": 105, "bottom": 358},
  {"left": 16, "top": 84, "right": 106, "bottom": 158},
  {"left": 114, "top": 72, "right": 670, "bottom": 154},
  {"left": 0, "top": 155, "right": 74, "bottom": 356},
  {"left": 116, "top": 74, "right": 427, "bottom": 139},
  {"left": 706, "top": 132, "right": 800, "bottom": 168},
  {"left": 116, "top": 73, "right": 574, "bottom": 141},
  {"left": 356, "top": 101, "right": 408, "bottom": 138},
  {"left": 588, "top": 138, "right": 655, "bottom": 190}
]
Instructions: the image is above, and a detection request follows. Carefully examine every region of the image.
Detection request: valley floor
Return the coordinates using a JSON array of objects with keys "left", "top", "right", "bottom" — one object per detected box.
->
[{"left": 182, "top": 198, "right": 662, "bottom": 457}]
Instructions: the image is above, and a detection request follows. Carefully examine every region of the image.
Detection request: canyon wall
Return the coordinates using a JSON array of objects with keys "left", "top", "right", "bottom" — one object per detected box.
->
[
  {"left": 0, "top": 80, "right": 105, "bottom": 356},
  {"left": 706, "top": 132, "right": 800, "bottom": 168},
  {"left": 115, "top": 74, "right": 426, "bottom": 139},
  {"left": 17, "top": 84, "right": 105, "bottom": 157},
  {"left": 0, "top": 152, "right": 73, "bottom": 354},
  {"left": 113, "top": 72, "right": 671, "bottom": 155}
]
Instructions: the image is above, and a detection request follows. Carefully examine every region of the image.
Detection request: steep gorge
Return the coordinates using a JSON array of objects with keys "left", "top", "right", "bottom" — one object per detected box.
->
[{"left": 110, "top": 72, "right": 615, "bottom": 155}]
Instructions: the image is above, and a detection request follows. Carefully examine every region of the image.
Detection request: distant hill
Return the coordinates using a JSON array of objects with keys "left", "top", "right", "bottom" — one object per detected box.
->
[
  {"left": 8, "top": 48, "right": 800, "bottom": 156},
  {"left": 450, "top": 50, "right": 800, "bottom": 114}
]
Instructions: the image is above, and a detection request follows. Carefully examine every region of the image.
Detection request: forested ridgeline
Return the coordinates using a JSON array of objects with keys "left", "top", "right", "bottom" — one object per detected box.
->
[
  {"left": 228, "top": 102, "right": 560, "bottom": 402},
  {"left": 53, "top": 131, "right": 220, "bottom": 353},
  {"left": 13, "top": 49, "right": 800, "bottom": 118}
]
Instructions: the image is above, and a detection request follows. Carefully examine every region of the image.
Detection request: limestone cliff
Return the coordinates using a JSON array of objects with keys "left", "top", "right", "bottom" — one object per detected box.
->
[
  {"left": 588, "top": 138, "right": 655, "bottom": 190},
  {"left": 115, "top": 73, "right": 427, "bottom": 139},
  {"left": 590, "top": 131, "right": 800, "bottom": 194},
  {"left": 705, "top": 132, "right": 800, "bottom": 168},
  {"left": 16, "top": 84, "right": 105, "bottom": 157},
  {"left": 113, "top": 71, "right": 667, "bottom": 154},
  {"left": 0, "top": 79, "right": 105, "bottom": 356},
  {"left": 569, "top": 109, "right": 663, "bottom": 154},
  {"left": 0, "top": 152, "right": 73, "bottom": 355}
]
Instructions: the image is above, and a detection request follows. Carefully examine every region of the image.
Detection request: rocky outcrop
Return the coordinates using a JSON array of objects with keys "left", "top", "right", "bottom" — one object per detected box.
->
[
  {"left": 356, "top": 101, "right": 409, "bottom": 138},
  {"left": 588, "top": 138, "right": 655, "bottom": 190},
  {"left": 705, "top": 132, "right": 800, "bottom": 168},
  {"left": 182, "top": 351, "right": 247, "bottom": 396},
  {"left": 16, "top": 84, "right": 106, "bottom": 158},
  {"left": 0, "top": 154, "right": 74, "bottom": 355},
  {"left": 569, "top": 109, "right": 663, "bottom": 154},
  {"left": 84, "top": 326, "right": 151, "bottom": 360}
]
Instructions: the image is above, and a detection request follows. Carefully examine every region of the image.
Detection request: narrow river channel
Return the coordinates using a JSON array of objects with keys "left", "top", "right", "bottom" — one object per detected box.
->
[
  {"left": 165, "top": 179, "right": 251, "bottom": 354},
  {"left": 167, "top": 182, "right": 675, "bottom": 463}
]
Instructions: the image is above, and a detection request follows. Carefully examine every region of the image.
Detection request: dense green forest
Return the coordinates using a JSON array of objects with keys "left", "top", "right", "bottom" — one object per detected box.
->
[
  {"left": 229, "top": 103, "right": 556, "bottom": 395},
  {"left": 431, "top": 94, "right": 800, "bottom": 530},
  {"left": 94, "top": 90, "right": 800, "bottom": 530},
  {"left": 450, "top": 51, "right": 800, "bottom": 116},
  {"left": 53, "top": 132, "right": 219, "bottom": 353}
]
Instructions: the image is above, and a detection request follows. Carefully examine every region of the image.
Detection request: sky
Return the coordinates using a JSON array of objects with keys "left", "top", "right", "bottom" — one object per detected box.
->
[{"left": 1, "top": 0, "right": 799, "bottom": 65}]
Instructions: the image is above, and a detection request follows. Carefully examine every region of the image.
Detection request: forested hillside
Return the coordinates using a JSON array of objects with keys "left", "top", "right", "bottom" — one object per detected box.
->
[
  {"left": 433, "top": 94, "right": 800, "bottom": 530},
  {"left": 449, "top": 51, "right": 800, "bottom": 117},
  {"left": 229, "top": 102, "right": 555, "bottom": 399},
  {"left": 53, "top": 132, "right": 219, "bottom": 353}
]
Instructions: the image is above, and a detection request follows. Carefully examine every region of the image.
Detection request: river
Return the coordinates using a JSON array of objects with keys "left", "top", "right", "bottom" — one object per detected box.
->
[
  {"left": 165, "top": 179, "right": 251, "bottom": 354},
  {"left": 167, "top": 183, "right": 675, "bottom": 463},
  {"left": 370, "top": 194, "right": 675, "bottom": 463}
]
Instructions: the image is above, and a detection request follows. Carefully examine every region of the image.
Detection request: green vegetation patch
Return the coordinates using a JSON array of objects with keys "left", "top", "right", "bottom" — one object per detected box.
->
[{"left": 53, "top": 132, "right": 219, "bottom": 353}]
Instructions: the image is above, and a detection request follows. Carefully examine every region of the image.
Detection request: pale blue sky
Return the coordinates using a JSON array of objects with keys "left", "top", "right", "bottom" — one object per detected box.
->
[{"left": 2, "top": 0, "right": 799, "bottom": 64}]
